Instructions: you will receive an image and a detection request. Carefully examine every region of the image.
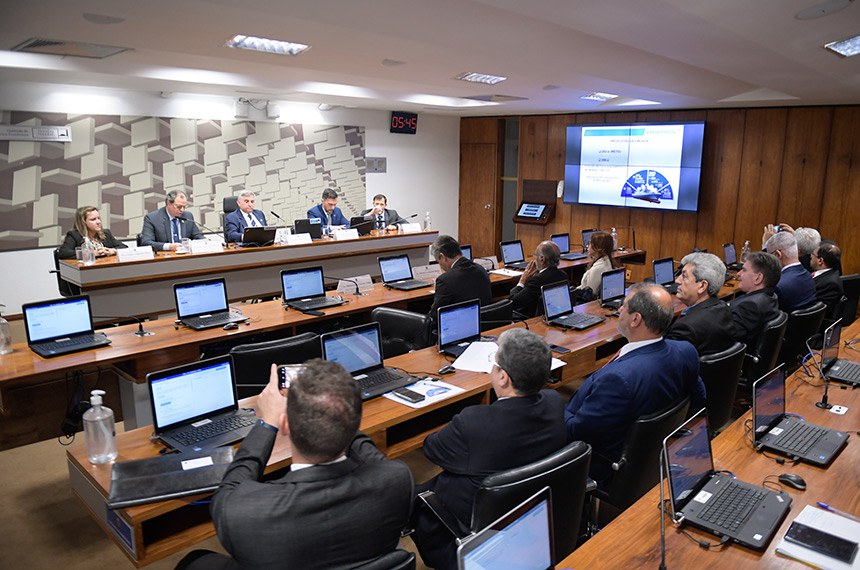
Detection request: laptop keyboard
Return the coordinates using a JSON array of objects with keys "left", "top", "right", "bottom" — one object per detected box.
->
[
  {"left": 359, "top": 368, "right": 406, "bottom": 389},
  {"left": 699, "top": 481, "right": 766, "bottom": 532},
  {"left": 183, "top": 313, "right": 241, "bottom": 328},
  {"left": 771, "top": 422, "right": 827, "bottom": 454},
  {"left": 51, "top": 333, "right": 107, "bottom": 348},
  {"left": 557, "top": 313, "right": 605, "bottom": 328},
  {"left": 289, "top": 296, "right": 343, "bottom": 311},
  {"left": 172, "top": 414, "right": 256, "bottom": 447},
  {"left": 561, "top": 252, "right": 587, "bottom": 261},
  {"left": 832, "top": 361, "right": 860, "bottom": 382}
]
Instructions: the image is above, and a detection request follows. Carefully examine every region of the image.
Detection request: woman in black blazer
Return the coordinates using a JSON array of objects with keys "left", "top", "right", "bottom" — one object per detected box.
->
[{"left": 58, "top": 206, "right": 127, "bottom": 259}]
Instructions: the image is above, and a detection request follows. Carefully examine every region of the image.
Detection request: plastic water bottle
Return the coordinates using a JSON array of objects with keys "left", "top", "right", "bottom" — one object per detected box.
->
[
  {"left": 610, "top": 227, "right": 618, "bottom": 250},
  {"left": 83, "top": 389, "right": 117, "bottom": 464},
  {"left": 82, "top": 239, "right": 96, "bottom": 266},
  {"left": 741, "top": 240, "right": 751, "bottom": 262},
  {"left": 424, "top": 211, "right": 432, "bottom": 230},
  {"left": 0, "top": 304, "right": 11, "bottom": 355}
]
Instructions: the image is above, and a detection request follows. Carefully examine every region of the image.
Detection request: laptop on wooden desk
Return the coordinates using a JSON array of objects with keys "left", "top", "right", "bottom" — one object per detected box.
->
[{"left": 22, "top": 295, "right": 111, "bottom": 358}]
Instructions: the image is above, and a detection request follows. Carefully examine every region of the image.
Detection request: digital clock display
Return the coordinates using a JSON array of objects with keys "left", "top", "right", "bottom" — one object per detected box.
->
[{"left": 390, "top": 111, "right": 418, "bottom": 135}]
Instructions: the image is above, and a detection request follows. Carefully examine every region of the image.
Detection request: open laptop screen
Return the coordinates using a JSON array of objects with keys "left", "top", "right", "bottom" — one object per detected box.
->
[
  {"left": 149, "top": 357, "right": 237, "bottom": 431},
  {"left": 379, "top": 255, "right": 413, "bottom": 282},
  {"left": 461, "top": 245, "right": 472, "bottom": 260},
  {"left": 753, "top": 366, "right": 785, "bottom": 440},
  {"left": 723, "top": 243, "right": 737, "bottom": 265},
  {"left": 600, "top": 269, "right": 626, "bottom": 302},
  {"left": 653, "top": 257, "right": 675, "bottom": 286},
  {"left": 24, "top": 296, "right": 93, "bottom": 343},
  {"left": 281, "top": 267, "right": 325, "bottom": 301},
  {"left": 175, "top": 279, "right": 229, "bottom": 318},
  {"left": 500, "top": 241, "right": 525, "bottom": 264},
  {"left": 438, "top": 300, "right": 481, "bottom": 349},
  {"left": 821, "top": 320, "right": 842, "bottom": 368},
  {"left": 550, "top": 233, "right": 570, "bottom": 254},
  {"left": 322, "top": 323, "right": 384, "bottom": 376},
  {"left": 543, "top": 282, "right": 572, "bottom": 319},
  {"left": 664, "top": 410, "right": 714, "bottom": 513},
  {"left": 581, "top": 228, "right": 598, "bottom": 251}
]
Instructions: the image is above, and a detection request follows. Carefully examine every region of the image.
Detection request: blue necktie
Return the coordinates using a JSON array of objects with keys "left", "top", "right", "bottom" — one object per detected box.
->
[
  {"left": 376, "top": 214, "right": 383, "bottom": 230},
  {"left": 172, "top": 218, "right": 180, "bottom": 243}
]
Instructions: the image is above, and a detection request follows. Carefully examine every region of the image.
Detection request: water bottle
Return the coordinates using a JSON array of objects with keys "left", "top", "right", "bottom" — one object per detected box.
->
[
  {"left": 741, "top": 240, "right": 751, "bottom": 262},
  {"left": 82, "top": 239, "right": 96, "bottom": 266},
  {"left": 424, "top": 211, "right": 432, "bottom": 231},
  {"left": 83, "top": 389, "right": 117, "bottom": 464},
  {"left": 610, "top": 227, "right": 618, "bottom": 250},
  {"left": 0, "top": 304, "right": 11, "bottom": 355}
]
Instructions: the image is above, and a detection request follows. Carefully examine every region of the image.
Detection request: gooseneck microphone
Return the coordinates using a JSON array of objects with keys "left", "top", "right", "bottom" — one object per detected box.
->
[
  {"left": 659, "top": 449, "right": 668, "bottom": 570},
  {"left": 93, "top": 314, "right": 154, "bottom": 337},
  {"left": 188, "top": 216, "right": 226, "bottom": 246},
  {"left": 323, "top": 275, "right": 366, "bottom": 296},
  {"left": 270, "top": 210, "right": 284, "bottom": 222}
]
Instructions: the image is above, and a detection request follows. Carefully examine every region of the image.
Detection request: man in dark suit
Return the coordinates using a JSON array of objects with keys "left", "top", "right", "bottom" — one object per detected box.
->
[
  {"left": 307, "top": 188, "right": 349, "bottom": 230},
  {"left": 811, "top": 242, "right": 843, "bottom": 319},
  {"left": 729, "top": 251, "right": 781, "bottom": 350},
  {"left": 412, "top": 328, "right": 567, "bottom": 569},
  {"left": 360, "top": 193, "right": 407, "bottom": 231},
  {"left": 565, "top": 283, "right": 706, "bottom": 487},
  {"left": 665, "top": 252, "right": 734, "bottom": 356},
  {"left": 509, "top": 240, "right": 568, "bottom": 317},
  {"left": 765, "top": 231, "right": 817, "bottom": 312},
  {"left": 224, "top": 190, "right": 267, "bottom": 243},
  {"left": 179, "top": 360, "right": 413, "bottom": 570},
  {"left": 140, "top": 190, "right": 204, "bottom": 252},
  {"left": 428, "top": 235, "right": 491, "bottom": 321}
]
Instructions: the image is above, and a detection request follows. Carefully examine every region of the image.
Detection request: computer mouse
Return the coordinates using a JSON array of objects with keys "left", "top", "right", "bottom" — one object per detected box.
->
[
  {"left": 778, "top": 473, "right": 806, "bottom": 490},
  {"left": 223, "top": 322, "right": 239, "bottom": 331},
  {"left": 438, "top": 365, "right": 456, "bottom": 375}
]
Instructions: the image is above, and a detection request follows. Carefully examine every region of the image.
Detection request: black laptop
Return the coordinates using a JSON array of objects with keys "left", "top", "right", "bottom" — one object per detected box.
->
[
  {"left": 541, "top": 281, "right": 604, "bottom": 330},
  {"left": 460, "top": 244, "right": 472, "bottom": 260},
  {"left": 320, "top": 322, "right": 418, "bottom": 400},
  {"left": 499, "top": 240, "right": 530, "bottom": 271},
  {"left": 438, "top": 299, "right": 482, "bottom": 357},
  {"left": 240, "top": 225, "right": 278, "bottom": 246},
  {"left": 294, "top": 218, "right": 322, "bottom": 239},
  {"left": 723, "top": 242, "right": 743, "bottom": 271},
  {"left": 816, "top": 319, "right": 860, "bottom": 386},
  {"left": 752, "top": 365, "right": 849, "bottom": 466},
  {"left": 600, "top": 268, "right": 626, "bottom": 309},
  {"left": 551, "top": 233, "right": 587, "bottom": 261},
  {"left": 148, "top": 355, "right": 256, "bottom": 453},
  {"left": 349, "top": 216, "right": 374, "bottom": 236},
  {"left": 378, "top": 254, "right": 432, "bottom": 291},
  {"left": 173, "top": 278, "right": 246, "bottom": 330},
  {"left": 281, "top": 266, "right": 345, "bottom": 312},
  {"left": 22, "top": 295, "right": 111, "bottom": 358},
  {"left": 664, "top": 409, "right": 791, "bottom": 550},
  {"left": 653, "top": 257, "right": 679, "bottom": 294}
]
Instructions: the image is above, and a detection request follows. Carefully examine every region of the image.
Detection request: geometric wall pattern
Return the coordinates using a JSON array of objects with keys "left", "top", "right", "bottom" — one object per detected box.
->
[{"left": 0, "top": 111, "right": 366, "bottom": 252}]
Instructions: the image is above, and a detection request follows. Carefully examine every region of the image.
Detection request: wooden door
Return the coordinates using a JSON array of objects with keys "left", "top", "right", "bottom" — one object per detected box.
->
[{"left": 459, "top": 143, "right": 501, "bottom": 258}]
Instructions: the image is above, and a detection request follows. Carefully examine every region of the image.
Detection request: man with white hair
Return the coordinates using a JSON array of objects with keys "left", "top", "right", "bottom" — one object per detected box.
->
[
  {"left": 765, "top": 231, "right": 817, "bottom": 312},
  {"left": 794, "top": 226, "right": 821, "bottom": 273},
  {"left": 224, "top": 189, "right": 268, "bottom": 243}
]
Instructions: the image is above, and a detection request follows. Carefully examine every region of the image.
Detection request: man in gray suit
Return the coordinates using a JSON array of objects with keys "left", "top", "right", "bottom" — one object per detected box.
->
[
  {"left": 177, "top": 359, "right": 413, "bottom": 570},
  {"left": 361, "top": 193, "right": 408, "bottom": 231},
  {"left": 140, "top": 190, "right": 204, "bottom": 251}
]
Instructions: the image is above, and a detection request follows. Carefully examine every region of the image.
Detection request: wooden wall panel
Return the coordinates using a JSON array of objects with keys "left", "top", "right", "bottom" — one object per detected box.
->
[
  {"left": 461, "top": 117, "right": 502, "bottom": 144},
  {"left": 518, "top": 117, "right": 550, "bottom": 254},
  {"left": 459, "top": 143, "right": 501, "bottom": 258},
  {"left": 821, "top": 106, "right": 860, "bottom": 275},
  {"left": 777, "top": 107, "right": 833, "bottom": 228}
]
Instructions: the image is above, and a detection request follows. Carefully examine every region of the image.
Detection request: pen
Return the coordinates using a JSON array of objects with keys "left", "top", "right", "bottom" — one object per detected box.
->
[{"left": 817, "top": 501, "right": 860, "bottom": 523}]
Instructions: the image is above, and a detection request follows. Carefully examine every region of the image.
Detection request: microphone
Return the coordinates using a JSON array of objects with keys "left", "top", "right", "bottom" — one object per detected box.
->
[
  {"left": 270, "top": 210, "right": 283, "bottom": 222},
  {"left": 93, "top": 314, "right": 154, "bottom": 337},
  {"left": 659, "top": 448, "right": 668, "bottom": 570},
  {"left": 806, "top": 333, "right": 834, "bottom": 410},
  {"left": 185, "top": 215, "right": 226, "bottom": 246},
  {"left": 479, "top": 318, "right": 530, "bottom": 331},
  {"left": 350, "top": 218, "right": 375, "bottom": 230},
  {"left": 323, "top": 275, "right": 366, "bottom": 296}
]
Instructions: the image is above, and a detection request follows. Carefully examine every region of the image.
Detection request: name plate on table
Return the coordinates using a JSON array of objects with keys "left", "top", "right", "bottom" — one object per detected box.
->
[
  {"left": 400, "top": 222, "right": 422, "bottom": 234},
  {"left": 189, "top": 240, "right": 223, "bottom": 254},
  {"left": 336, "top": 274, "right": 374, "bottom": 295},
  {"left": 116, "top": 246, "right": 154, "bottom": 262},
  {"left": 412, "top": 264, "right": 442, "bottom": 281},
  {"left": 274, "top": 228, "right": 291, "bottom": 245},
  {"left": 334, "top": 228, "right": 360, "bottom": 240},
  {"left": 474, "top": 256, "right": 498, "bottom": 271},
  {"left": 286, "top": 233, "right": 312, "bottom": 245}
]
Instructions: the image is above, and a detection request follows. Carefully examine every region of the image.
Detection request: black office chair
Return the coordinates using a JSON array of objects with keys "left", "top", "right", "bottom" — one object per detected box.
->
[
  {"left": 699, "top": 342, "right": 746, "bottom": 435},
  {"left": 479, "top": 299, "right": 514, "bottom": 331},
  {"left": 739, "top": 311, "right": 788, "bottom": 396},
  {"left": 416, "top": 441, "right": 593, "bottom": 564},
  {"left": 352, "top": 550, "right": 416, "bottom": 570},
  {"left": 222, "top": 196, "right": 239, "bottom": 243},
  {"left": 49, "top": 248, "right": 81, "bottom": 297},
  {"left": 371, "top": 307, "right": 432, "bottom": 358},
  {"left": 778, "top": 301, "right": 826, "bottom": 374},
  {"left": 228, "top": 332, "right": 321, "bottom": 398},
  {"left": 840, "top": 274, "right": 860, "bottom": 326}
]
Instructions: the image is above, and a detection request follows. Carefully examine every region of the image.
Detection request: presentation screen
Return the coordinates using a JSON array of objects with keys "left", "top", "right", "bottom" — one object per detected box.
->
[{"left": 563, "top": 121, "right": 705, "bottom": 212}]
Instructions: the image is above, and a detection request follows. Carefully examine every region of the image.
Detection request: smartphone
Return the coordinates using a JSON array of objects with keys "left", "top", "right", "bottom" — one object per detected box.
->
[
  {"left": 392, "top": 386, "right": 425, "bottom": 403},
  {"left": 547, "top": 343, "right": 571, "bottom": 354},
  {"left": 277, "top": 364, "right": 303, "bottom": 392},
  {"left": 784, "top": 521, "right": 858, "bottom": 564}
]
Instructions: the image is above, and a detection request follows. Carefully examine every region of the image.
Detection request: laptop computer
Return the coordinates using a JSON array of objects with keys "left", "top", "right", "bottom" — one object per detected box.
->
[
  {"left": 240, "top": 225, "right": 278, "bottom": 247},
  {"left": 460, "top": 244, "right": 472, "bottom": 261},
  {"left": 581, "top": 228, "right": 599, "bottom": 251},
  {"left": 723, "top": 242, "right": 743, "bottom": 271},
  {"left": 551, "top": 233, "right": 587, "bottom": 261},
  {"left": 349, "top": 216, "right": 374, "bottom": 236},
  {"left": 22, "top": 295, "right": 111, "bottom": 358},
  {"left": 664, "top": 409, "right": 791, "bottom": 550},
  {"left": 457, "top": 486, "right": 554, "bottom": 570},
  {"left": 438, "top": 299, "right": 482, "bottom": 357},
  {"left": 499, "top": 240, "right": 531, "bottom": 271},
  {"left": 147, "top": 355, "right": 257, "bottom": 453},
  {"left": 542, "top": 281, "right": 605, "bottom": 330},
  {"left": 752, "top": 365, "right": 849, "bottom": 465},
  {"left": 378, "top": 254, "right": 432, "bottom": 291},
  {"left": 281, "top": 266, "right": 346, "bottom": 312},
  {"left": 174, "top": 278, "right": 246, "bottom": 330},
  {"left": 320, "top": 322, "right": 419, "bottom": 400},
  {"left": 816, "top": 319, "right": 860, "bottom": 386},
  {"left": 600, "top": 268, "right": 626, "bottom": 309},
  {"left": 294, "top": 218, "right": 322, "bottom": 239},
  {"left": 653, "top": 257, "right": 679, "bottom": 294}
]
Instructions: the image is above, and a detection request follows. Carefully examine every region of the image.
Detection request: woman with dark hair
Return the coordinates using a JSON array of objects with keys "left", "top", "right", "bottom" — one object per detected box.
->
[
  {"left": 58, "top": 206, "right": 127, "bottom": 259},
  {"left": 575, "top": 230, "right": 621, "bottom": 293}
]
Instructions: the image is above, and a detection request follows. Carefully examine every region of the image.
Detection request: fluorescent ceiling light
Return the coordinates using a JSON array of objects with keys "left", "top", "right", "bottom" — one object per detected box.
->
[
  {"left": 614, "top": 98, "right": 661, "bottom": 106},
  {"left": 225, "top": 34, "right": 310, "bottom": 56},
  {"left": 580, "top": 92, "right": 618, "bottom": 102},
  {"left": 824, "top": 34, "right": 860, "bottom": 57},
  {"left": 454, "top": 72, "right": 507, "bottom": 85}
]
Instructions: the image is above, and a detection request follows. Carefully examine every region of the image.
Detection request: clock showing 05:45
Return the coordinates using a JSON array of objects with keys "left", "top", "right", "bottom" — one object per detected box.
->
[{"left": 390, "top": 111, "right": 418, "bottom": 135}]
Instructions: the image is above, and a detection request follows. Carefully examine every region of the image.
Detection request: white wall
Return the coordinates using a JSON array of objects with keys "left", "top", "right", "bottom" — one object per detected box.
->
[{"left": 0, "top": 83, "right": 460, "bottom": 314}]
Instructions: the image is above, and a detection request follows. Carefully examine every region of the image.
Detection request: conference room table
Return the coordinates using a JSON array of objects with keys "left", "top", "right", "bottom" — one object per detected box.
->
[{"left": 560, "top": 319, "right": 860, "bottom": 569}]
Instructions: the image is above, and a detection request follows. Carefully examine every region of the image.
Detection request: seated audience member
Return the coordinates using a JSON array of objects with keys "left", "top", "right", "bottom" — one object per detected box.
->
[
  {"left": 412, "top": 328, "right": 567, "bottom": 569},
  {"left": 574, "top": 230, "right": 621, "bottom": 295},
  {"left": 224, "top": 190, "right": 267, "bottom": 243},
  {"left": 140, "top": 190, "right": 204, "bottom": 252},
  {"left": 761, "top": 223, "right": 821, "bottom": 273},
  {"left": 665, "top": 252, "right": 734, "bottom": 355},
  {"left": 428, "top": 235, "right": 492, "bottom": 321},
  {"left": 509, "top": 240, "right": 568, "bottom": 317},
  {"left": 564, "top": 283, "right": 706, "bottom": 487},
  {"left": 307, "top": 188, "right": 349, "bottom": 230},
  {"left": 764, "top": 231, "right": 817, "bottom": 312},
  {"left": 58, "top": 206, "right": 127, "bottom": 259},
  {"left": 361, "top": 193, "right": 407, "bottom": 231},
  {"left": 811, "top": 242, "right": 843, "bottom": 316},
  {"left": 729, "top": 251, "right": 782, "bottom": 350},
  {"left": 178, "top": 360, "right": 413, "bottom": 570}
]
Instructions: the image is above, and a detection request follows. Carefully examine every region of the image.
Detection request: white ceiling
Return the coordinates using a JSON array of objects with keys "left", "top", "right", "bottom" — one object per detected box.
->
[{"left": 0, "top": 0, "right": 858, "bottom": 116}]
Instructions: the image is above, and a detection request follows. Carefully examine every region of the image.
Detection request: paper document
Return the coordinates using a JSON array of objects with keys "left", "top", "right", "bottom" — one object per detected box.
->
[
  {"left": 453, "top": 341, "right": 499, "bottom": 373},
  {"left": 382, "top": 379, "right": 464, "bottom": 409},
  {"left": 491, "top": 268, "right": 523, "bottom": 277}
]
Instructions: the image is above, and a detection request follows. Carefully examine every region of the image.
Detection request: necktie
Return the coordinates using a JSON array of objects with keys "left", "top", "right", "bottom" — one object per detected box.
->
[
  {"left": 172, "top": 218, "right": 180, "bottom": 243},
  {"left": 248, "top": 213, "right": 257, "bottom": 227},
  {"left": 376, "top": 214, "right": 383, "bottom": 230}
]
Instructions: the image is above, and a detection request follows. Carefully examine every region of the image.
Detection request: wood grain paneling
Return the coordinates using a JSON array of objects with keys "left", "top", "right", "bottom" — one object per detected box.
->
[
  {"left": 460, "top": 117, "right": 501, "bottom": 145},
  {"left": 777, "top": 107, "right": 832, "bottom": 227},
  {"left": 459, "top": 143, "right": 501, "bottom": 258},
  {"left": 821, "top": 106, "right": 860, "bottom": 275}
]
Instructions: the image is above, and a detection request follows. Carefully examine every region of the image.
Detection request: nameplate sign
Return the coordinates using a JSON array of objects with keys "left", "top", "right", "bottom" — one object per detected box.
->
[
  {"left": 337, "top": 274, "right": 374, "bottom": 295},
  {"left": 274, "top": 228, "right": 291, "bottom": 245},
  {"left": 400, "top": 222, "right": 422, "bottom": 234},
  {"left": 189, "top": 240, "right": 223, "bottom": 254},
  {"left": 474, "top": 256, "right": 498, "bottom": 270},
  {"left": 116, "top": 246, "right": 154, "bottom": 262},
  {"left": 286, "top": 233, "right": 312, "bottom": 245},
  {"left": 412, "top": 264, "right": 441, "bottom": 281},
  {"left": 334, "top": 228, "right": 360, "bottom": 241}
]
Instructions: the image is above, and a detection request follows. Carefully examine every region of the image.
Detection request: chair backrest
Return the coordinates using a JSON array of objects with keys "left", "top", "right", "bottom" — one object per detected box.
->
[
  {"left": 479, "top": 299, "right": 513, "bottom": 332},
  {"left": 351, "top": 550, "right": 415, "bottom": 570},
  {"left": 602, "top": 396, "right": 691, "bottom": 510},
  {"left": 371, "top": 307, "right": 432, "bottom": 358},
  {"left": 228, "top": 332, "right": 321, "bottom": 398},
  {"left": 699, "top": 341, "right": 746, "bottom": 434},
  {"left": 51, "top": 248, "right": 81, "bottom": 297},
  {"left": 778, "top": 301, "right": 826, "bottom": 373},
  {"left": 840, "top": 274, "right": 860, "bottom": 326},
  {"left": 472, "top": 441, "right": 592, "bottom": 564},
  {"left": 823, "top": 295, "right": 848, "bottom": 332},
  {"left": 742, "top": 311, "right": 788, "bottom": 386},
  {"left": 223, "top": 196, "right": 239, "bottom": 213}
]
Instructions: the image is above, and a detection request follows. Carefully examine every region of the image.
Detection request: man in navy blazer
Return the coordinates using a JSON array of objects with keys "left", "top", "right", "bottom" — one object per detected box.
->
[
  {"left": 224, "top": 190, "right": 267, "bottom": 243},
  {"left": 361, "top": 193, "right": 408, "bottom": 231},
  {"left": 307, "top": 188, "right": 349, "bottom": 230},
  {"left": 811, "top": 242, "right": 843, "bottom": 318},
  {"left": 765, "top": 231, "right": 816, "bottom": 312},
  {"left": 140, "top": 190, "right": 204, "bottom": 252},
  {"left": 565, "top": 283, "right": 706, "bottom": 487},
  {"left": 729, "top": 251, "right": 782, "bottom": 350},
  {"left": 428, "top": 235, "right": 492, "bottom": 323}
]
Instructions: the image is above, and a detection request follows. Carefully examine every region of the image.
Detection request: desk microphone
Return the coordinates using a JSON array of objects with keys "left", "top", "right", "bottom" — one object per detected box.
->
[
  {"left": 92, "top": 314, "right": 154, "bottom": 337},
  {"left": 659, "top": 449, "right": 668, "bottom": 570},
  {"left": 806, "top": 333, "right": 834, "bottom": 410},
  {"left": 323, "top": 275, "right": 366, "bottom": 296},
  {"left": 185, "top": 216, "right": 226, "bottom": 246},
  {"left": 479, "top": 318, "right": 530, "bottom": 331},
  {"left": 270, "top": 210, "right": 284, "bottom": 222}
]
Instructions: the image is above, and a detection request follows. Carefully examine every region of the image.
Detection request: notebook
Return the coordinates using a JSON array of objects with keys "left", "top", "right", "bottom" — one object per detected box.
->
[
  {"left": 378, "top": 254, "right": 432, "bottom": 291},
  {"left": 147, "top": 355, "right": 257, "bottom": 453},
  {"left": 438, "top": 299, "right": 482, "bottom": 357},
  {"left": 457, "top": 487, "right": 554, "bottom": 570},
  {"left": 280, "top": 266, "right": 345, "bottom": 312},
  {"left": 349, "top": 216, "right": 374, "bottom": 236},
  {"left": 664, "top": 409, "right": 791, "bottom": 550},
  {"left": 542, "top": 281, "right": 605, "bottom": 330},
  {"left": 293, "top": 218, "right": 322, "bottom": 239},
  {"left": 581, "top": 228, "right": 599, "bottom": 251},
  {"left": 600, "top": 268, "right": 626, "bottom": 309},
  {"left": 752, "top": 366, "right": 849, "bottom": 466},
  {"left": 499, "top": 240, "right": 530, "bottom": 271},
  {"left": 461, "top": 244, "right": 472, "bottom": 261},
  {"left": 817, "top": 319, "right": 860, "bottom": 386},
  {"left": 22, "top": 295, "right": 111, "bottom": 358},
  {"left": 653, "top": 257, "right": 679, "bottom": 294},
  {"left": 723, "top": 242, "right": 742, "bottom": 271},
  {"left": 173, "top": 278, "right": 246, "bottom": 330},
  {"left": 240, "top": 225, "right": 278, "bottom": 247},
  {"left": 551, "top": 233, "right": 587, "bottom": 261},
  {"left": 320, "top": 322, "right": 418, "bottom": 400}
]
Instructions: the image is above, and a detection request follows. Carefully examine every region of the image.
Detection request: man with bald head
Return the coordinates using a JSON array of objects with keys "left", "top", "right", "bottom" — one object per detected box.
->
[
  {"left": 564, "top": 283, "right": 706, "bottom": 486},
  {"left": 509, "top": 240, "right": 568, "bottom": 317}
]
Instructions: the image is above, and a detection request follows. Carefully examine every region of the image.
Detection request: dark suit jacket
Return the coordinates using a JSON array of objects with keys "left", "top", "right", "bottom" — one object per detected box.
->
[
  {"left": 814, "top": 269, "right": 843, "bottom": 317},
  {"left": 211, "top": 427, "right": 413, "bottom": 570},
  {"left": 564, "top": 339, "right": 706, "bottom": 485},
  {"left": 360, "top": 208, "right": 407, "bottom": 228},
  {"left": 57, "top": 229, "right": 127, "bottom": 259},
  {"left": 429, "top": 257, "right": 492, "bottom": 319},
  {"left": 729, "top": 288, "right": 780, "bottom": 351},
  {"left": 776, "top": 263, "right": 817, "bottom": 312},
  {"left": 140, "top": 206, "right": 204, "bottom": 251},
  {"left": 665, "top": 296, "right": 734, "bottom": 356},
  {"left": 224, "top": 208, "right": 267, "bottom": 243},
  {"left": 307, "top": 204, "right": 349, "bottom": 227},
  {"left": 509, "top": 266, "right": 568, "bottom": 317}
]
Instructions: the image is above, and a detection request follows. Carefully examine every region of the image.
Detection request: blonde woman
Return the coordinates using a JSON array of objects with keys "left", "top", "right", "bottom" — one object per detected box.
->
[{"left": 58, "top": 206, "right": 127, "bottom": 259}]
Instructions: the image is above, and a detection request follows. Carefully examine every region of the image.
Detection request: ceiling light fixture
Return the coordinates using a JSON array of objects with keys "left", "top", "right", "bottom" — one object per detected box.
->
[
  {"left": 824, "top": 34, "right": 860, "bottom": 57},
  {"left": 580, "top": 92, "right": 618, "bottom": 102},
  {"left": 225, "top": 34, "right": 310, "bottom": 56},
  {"left": 454, "top": 72, "right": 507, "bottom": 85}
]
